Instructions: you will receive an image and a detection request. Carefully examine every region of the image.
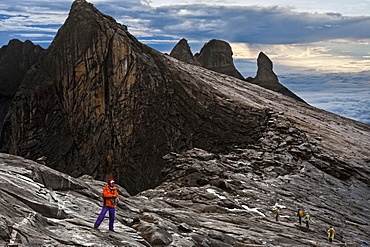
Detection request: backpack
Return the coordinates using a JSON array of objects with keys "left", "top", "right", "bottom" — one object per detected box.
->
[{"left": 299, "top": 210, "right": 304, "bottom": 217}]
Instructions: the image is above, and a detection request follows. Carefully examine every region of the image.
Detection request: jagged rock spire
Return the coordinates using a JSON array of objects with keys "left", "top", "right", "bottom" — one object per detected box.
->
[
  {"left": 170, "top": 38, "right": 245, "bottom": 80},
  {"left": 246, "top": 52, "right": 305, "bottom": 102},
  {"left": 169, "top": 38, "right": 199, "bottom": 65}
]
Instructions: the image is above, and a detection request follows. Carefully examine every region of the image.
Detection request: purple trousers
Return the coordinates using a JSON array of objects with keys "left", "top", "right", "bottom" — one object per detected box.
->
[{"left": 94, "top": 206, "right": 115, "bottom": 230}]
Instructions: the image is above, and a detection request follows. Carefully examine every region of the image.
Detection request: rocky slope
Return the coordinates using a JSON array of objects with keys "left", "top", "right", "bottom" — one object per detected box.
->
[
  {"left": 0, "top": 1, "right": 369, "bottom": 245},
  {"left": 1, "top": 143, "right": 369, "bottom": 246}
]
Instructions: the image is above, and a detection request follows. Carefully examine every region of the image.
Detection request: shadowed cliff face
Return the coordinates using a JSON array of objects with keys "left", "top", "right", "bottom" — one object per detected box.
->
[
  {"left": 0, "top": 0, "right": 267, "bottom": 194},
  {"left": 0, "top": 39, "right": 44, "bottom": 133}
]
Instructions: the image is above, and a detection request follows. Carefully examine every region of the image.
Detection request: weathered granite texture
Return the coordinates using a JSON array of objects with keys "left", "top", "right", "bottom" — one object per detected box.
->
[
  {"left": 0, "top": 1, "right": 369, "bottom": 245},
  {"left": 0, "top": 0, "right": 267, "bottom": 194}
]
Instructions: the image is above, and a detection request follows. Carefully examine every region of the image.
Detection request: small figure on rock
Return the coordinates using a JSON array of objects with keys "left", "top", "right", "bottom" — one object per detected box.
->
[
  {"left": 304, "top": 213, "right": 310, "bottom": 228},
  {"left": 297, "top": 208, "right": 304, "bottom": 225},
  {"left": 274, "top": 207, "right": 280, "bottom": 221},
  {"left": 94, "top": 178, "right": 120, "bottom": 231},
  {"left": 327, "top": 226, "right": 335, "bottom": 243}
]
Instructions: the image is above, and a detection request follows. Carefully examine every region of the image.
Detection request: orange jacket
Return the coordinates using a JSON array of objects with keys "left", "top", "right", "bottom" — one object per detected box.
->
[{"left": 102, "top": 185, "right": 119, "bottom": 208}]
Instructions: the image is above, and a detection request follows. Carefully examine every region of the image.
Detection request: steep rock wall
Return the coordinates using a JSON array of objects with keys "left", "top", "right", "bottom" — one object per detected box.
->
[{"left": 1, "top": 0, "right": 268, "bottom": 194}]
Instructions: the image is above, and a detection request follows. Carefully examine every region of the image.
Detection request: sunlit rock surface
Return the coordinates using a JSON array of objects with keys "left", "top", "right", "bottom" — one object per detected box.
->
[
  {"left": 0, "top": 1, "right": 369, "bottom": 246},
  {"left": 1, "top": 146, "right": 369, "bottom": 246}
]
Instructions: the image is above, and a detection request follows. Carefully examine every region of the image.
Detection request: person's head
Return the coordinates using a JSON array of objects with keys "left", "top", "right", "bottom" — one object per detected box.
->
[
  {"left": 330, "top": 226, "right": 333, "bottom": 228},
  {"left": 108, "top": 178, "right": 115, "bottom": 186}
]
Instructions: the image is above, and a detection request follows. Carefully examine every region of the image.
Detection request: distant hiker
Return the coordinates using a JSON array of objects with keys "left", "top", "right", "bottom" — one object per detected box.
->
[
  {"left": 327, "top": 226, "right": 335, "bottom": 242},
  {"left": 304, "top": 213, "right": 310, "bottom": 228},
  {"left": 297, "top": 209, "right": 304, "bottom": 225},
  {"left": 94, "top": 178, "right": 120, "bottom": 231},
  {"left": 274, "top": 207, "right": 280, "bottom": 221}
]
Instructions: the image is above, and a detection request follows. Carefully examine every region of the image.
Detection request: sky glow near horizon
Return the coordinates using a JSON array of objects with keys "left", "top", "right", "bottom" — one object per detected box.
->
[{"left": 0, "top": 0, "right": 369, "bottom": 124}]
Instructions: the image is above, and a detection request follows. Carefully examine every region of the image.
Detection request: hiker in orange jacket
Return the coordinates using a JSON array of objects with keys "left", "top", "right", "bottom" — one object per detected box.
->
[{"left": 94, "top": 178, "right": 120, "bottom": 231}]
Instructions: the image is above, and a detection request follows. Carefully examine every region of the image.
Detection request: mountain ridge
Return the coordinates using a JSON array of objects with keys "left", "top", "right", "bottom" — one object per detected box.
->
[
  {"left": 0, "top": 0, "right": 369, "bottom": 246},
  {"left": 1, "top": 0, "right": 369, "bottom": 193}
]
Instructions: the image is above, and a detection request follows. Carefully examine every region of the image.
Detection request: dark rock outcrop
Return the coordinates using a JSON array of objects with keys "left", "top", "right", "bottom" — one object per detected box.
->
[
  {"left": 169, "top": 38, "right": 199, "bottom": 65},
  {"left": 194, "top": 39, "right": 245, "bottom": 80},
  {"left": 170, "top": 38, "right": 244, "bottom": 80},
  {"left": 0, "top": 39, "right": 43, "bottom": 97},
  {"left": 246, "top": 52, "right": 305, "bottom": 102},
  {"left": 0, "top": 39, "right": 44, "bottom": 133},
  {"left": 0, "top": 0, "right": 267, "bottom": 195}
]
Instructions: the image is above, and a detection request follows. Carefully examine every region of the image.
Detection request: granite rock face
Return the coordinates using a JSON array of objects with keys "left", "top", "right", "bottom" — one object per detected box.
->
[
  {"left": 169, "top": 38, "right": 199, "bottom": 65},
  {"left": 194, "top": 39, "right": 245, "bottom": 80},
  {"left": 0, "top": 39, "right": 43, "bottom": 98},
  {"left": 1, "top": 135, "right": 369, "bottom": 246},
  {"left": 0, "top": 0, "right": 267, "bottom": 194},
  {"left": 0, "top": 1, "right": 369, "bottom": 245},
  {"left": 246, "top": 52, "right": 305, "bottom": 102},
  {"left": 0, "top": 39, "right": 44, "bottom": 133}
]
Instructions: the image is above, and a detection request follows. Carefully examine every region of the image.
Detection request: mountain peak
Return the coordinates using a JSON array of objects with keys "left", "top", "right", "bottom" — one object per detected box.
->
[
  {"left": 1, "top": 0, "right": 268, "bottom": 194},
  {"left": 170, "top": 38, "right": 245, "bottom": 80},
  {"left": 170, "top": 38, "right": 199, "bottom": 65},
  {"left": 246, "top": 52, "right": 305, "bottom": 102},
  {"left": 194, "top": 39, "right": 245, "bottom": 80},
  {"left": 0, "top": 1, "right": 369, "bottom": 246}
]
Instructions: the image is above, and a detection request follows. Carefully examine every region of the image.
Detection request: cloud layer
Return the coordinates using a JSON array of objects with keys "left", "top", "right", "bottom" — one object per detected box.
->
[{"left": 280, "top": 71, "right": 370, "bottom": 124}]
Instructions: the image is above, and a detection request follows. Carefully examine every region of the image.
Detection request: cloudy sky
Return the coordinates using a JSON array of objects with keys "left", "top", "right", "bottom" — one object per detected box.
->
[{"left": 1, "top": 0, "right": 369, "bottom": 124}]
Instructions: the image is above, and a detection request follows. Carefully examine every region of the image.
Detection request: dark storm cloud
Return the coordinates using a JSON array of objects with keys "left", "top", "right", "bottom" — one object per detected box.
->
[
  {"left": 123, "top": 4, "right": 370, "bottom": 44},
  {"left": 2, "top": 1, "right": 370, "bottom": 47}
]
